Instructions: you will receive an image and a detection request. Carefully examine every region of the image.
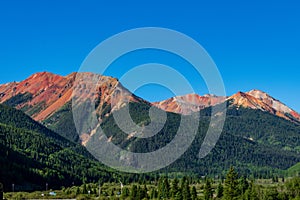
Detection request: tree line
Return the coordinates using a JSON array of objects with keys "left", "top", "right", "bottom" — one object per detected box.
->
[{"left": 4, "top": 166, "right": 300, "bottom": 199}]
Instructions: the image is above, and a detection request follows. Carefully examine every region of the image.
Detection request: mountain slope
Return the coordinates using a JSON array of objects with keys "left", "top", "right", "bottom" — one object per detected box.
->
[
  {"left": 0, "top": 72, "right": 75, "bottom": 121},
  {"left": 0, "top": 72, "right": 147, "bottom": 142},
  {"left": 246, "top": 89, "right": 300, "bottom": 122},
  {"left": 1, "top": 72, "right": 299, "bottom": 143},
  {"left": 99, "top": 102, "right": 300, "bottom": 176},
  {"left": 287, "top": 162, "right": 300, "bottom": 176},
  {"left": 153, "top": 90, "right": 300, "bottom": 124},
  {"left": 1, "top": 72, "right": 300, "bottom": 178},
  {"left": 0, "top": 104, "right": 125, "bottom": 191},
  {"left": 153, "top": 94, "right": 225, "bottom": 115}
]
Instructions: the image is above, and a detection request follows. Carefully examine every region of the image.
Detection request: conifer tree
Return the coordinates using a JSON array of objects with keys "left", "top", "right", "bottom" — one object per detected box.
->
[
  {"left": 121, "top": 187, "right": 129, "bottom": 198},
  {"left": 130, "top": 185, "right": 138, "bottom": 200},
  {"left": 243, "top": 181, "right": 259, "bottom": 200},
  {"left": 82, "top": 184, "right": 88, "bottom": 194},
  {"left": 175, "top": 191, "right": 183, "bottom": 200},
  {"left": 75, "top": 187, "right": 80, "bottom": 195},
  {"left": 182, "top": 179, "right": 191, "bottom": 200},
  {"left": 204, "top": 178, "right": 213, "bottom": 200},
  {"left": 150, "top": 188, "right": 158, "bottom": 199},
  {"left": 171, "top": 178, "right": 180, "bottom": 198},
  {"left": 158, "top": 177, "right": 170, "bottom": 199},
  {"left": 239, "top": 176, "right": 249, "bottom": 195},
  {"left": 216, "top": 182, "right": 224, "bottom": 198},
  {"left": 138, "top": 185, "right": 147, "bottom": 199},
  {"left": 191, "top": 186, "right": 197, "bottom": 200},
  {"left": 223, "top": 166, "right": 239, "bottom": 200}
]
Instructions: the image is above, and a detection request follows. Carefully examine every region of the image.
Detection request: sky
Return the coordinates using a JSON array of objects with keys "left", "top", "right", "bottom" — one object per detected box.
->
[{"left": 0, "top": 0, "right": 299, "bottom": 111}]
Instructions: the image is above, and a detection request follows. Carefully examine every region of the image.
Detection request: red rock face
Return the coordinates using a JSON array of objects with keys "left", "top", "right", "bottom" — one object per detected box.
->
[
  {"left": 0, "top": 72, "right": 75, "bottom": 120},
  {"left": 0, "top": 72, "right": 299, "bottom": 124},
  {"left": 228, "top": 91, "right": 277, "bottom": 114},
  {"left": 71, "top": 72, "right": 147, "bottom": 114},
  {"left": 153, "top": 94, "right": 225, "bottom": 115},
  {"left": 245, "top": 89, "right": 300, "bottom": 122},
  {"left": 154, "top": 90, "right": 300, "bottom": 123},
  {"left": 0, "top": 72, "right": 145, "bottom": 122}
]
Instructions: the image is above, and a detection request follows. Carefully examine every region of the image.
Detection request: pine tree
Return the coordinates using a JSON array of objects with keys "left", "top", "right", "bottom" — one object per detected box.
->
[
  {"left": 191, "top": 186, "right": 197, "bottom": 200},
  {"left": 82, "top": 184, "right": 88, "bottom": 194},
  {"left": 175, "top": 191, "right": 183, "bottom": 200},
  {"left": 272, "top": 175, "right": 279, "bottom": 183},
  {"left": 110, "top": 187, "right": 115, "bottom": 196},
  {"left": 130, "top": 185, "right": 138, "bottom": 200},
  {"left": 150, "top": 188, "right": 158, "bottom": 199},
  {"left": 285, "top": 177, "right": 300, "bottom": 198},
  {"left": 158, "top": 177, "right": 170, "bottom": 199},
  {"left": 136, "top": 186, "right": 142, "bottom": 200},
  {"left": 216, "top": 182, "right": 224, "bottom": 198},
  {"left": 239, "top": 176, "right": 249, "bottom": 195},
  {"left": 75, "top": 187, "right": 81, "bottom": 195},
  {"left": 223, "top": 166, "right": 239, "bottom": 200},
  {"left": 181, "top": 176, "right": 188, "bottom": 190},
  {"left": 204, "top": 178, "right": 213, "bottom": 200},
  {"left": 164, "top": 177, "right": 170, "bottom": 198},
  {"left": 264, "top": 188, "right": 279, "bottom": 200},
  {"left": 171, "top": 178, "right": 180, "bottom": 198},
  {"left": 243, "top": 181, "right": 259, "bottom": 200},
  {"left": 157, "top": 177, "right": 163, "bottom": 199},
  {"left": 182, "top": 180, "right": 192, "bottom": 200},
  {"left": 138, "top": 185, "right": 147, "bottom": 199},
  {"left": 121, "top": 187, "right": 129, "bottom": 198}
]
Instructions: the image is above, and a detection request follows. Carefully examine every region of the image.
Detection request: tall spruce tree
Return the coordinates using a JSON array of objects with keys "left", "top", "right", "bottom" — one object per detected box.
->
[
  {"left": 243, "top": 181, "right": 259, "bottom": 200},
  {"left": 216, "top": 182, "right": 224, "bottom": 198},
  {"left": 171, "top": 178, "right": 180, "bottom": 198},
  {"left": 239, "top": 176, "right": 249, "bottom": 195},
  {"left": 191, "top": 186, "right": 197, "bottom": 200},
  {"left": 158, "top": 177, "right": 170, "bottom": 199},
  {"left": 204, "top": 178, "right": 213, "bottom": 200},
  {"left": 223, "top": 166, "right": 239, "bottom": 200},
  {"left": 130, "top": 185, "right": 138, "bottom": 200},
  {"left": 182, "top": 179, "right": 192, "bottom": 200}
]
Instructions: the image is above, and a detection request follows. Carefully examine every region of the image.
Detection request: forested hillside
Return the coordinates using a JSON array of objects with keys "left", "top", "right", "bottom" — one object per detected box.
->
[
  {"left": 99, "top": 102, "right": 300, "bottom": 177},
  {"left": 2, "top": 98, "right": 300, "bottom": 191},
  {"left": 0, "top": 104, "right": 148, "bottom": 191}
]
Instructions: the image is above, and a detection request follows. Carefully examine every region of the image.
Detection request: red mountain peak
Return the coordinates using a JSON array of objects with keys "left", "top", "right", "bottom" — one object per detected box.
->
[
  {"left": 153, "top": 93, "right": 225, "bottom": 115},
  {"left": 0, "top": 72, "right": 146, "bottom": 122}
]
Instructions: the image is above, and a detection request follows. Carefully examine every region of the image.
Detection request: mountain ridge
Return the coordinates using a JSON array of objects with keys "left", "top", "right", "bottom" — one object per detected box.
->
[
  {"left": 154, "top": 89, "right": 300, "bottom": 124},
  {"left": 0, "top": 72, "right": 299, "bottom": 125},
  {"left": 0, "top": 72, "right": 146, "bottom": 120},
  {"left": 1, "top": 72, "right": 300, "bottom": 182}
]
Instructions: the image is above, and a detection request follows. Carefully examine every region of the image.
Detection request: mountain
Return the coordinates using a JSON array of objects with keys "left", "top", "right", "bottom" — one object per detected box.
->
[
  {"left": 0, "top": 72, "right": 74, "bottom": 121},
  {"left": 227, "top": 90, "right": 300, "bottom": 123},
  {"left": 246, "top": 89, "right": 300, "bottom": 122},
  {"left": 0, "top": 103, "right": 128, "bottom": 191},
  {"left": 0, "top": 72, "right": 146, "bottom": 142},
  {"left": 1, "top": 72, "right": 299, "bottom": 142},
  {"left": 153, "top": 94, "right": 225, "bottom": 115},
  {"left": 1, "top": 72, "right": 300, "bottom": 179},
  {"left": 153, "top": 90, "right": 300, "bottom": 124},
  {"left": 0, "top": 72, "right": 144, "bottom": 121},
  {"left": 99, "top": 101, "right": 300, "bottom": 176}
]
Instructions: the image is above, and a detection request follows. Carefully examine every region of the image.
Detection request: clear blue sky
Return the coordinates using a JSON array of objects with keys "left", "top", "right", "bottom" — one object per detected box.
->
[{"left": 0, "top": 0, "right": 299, "bottom": 111}]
